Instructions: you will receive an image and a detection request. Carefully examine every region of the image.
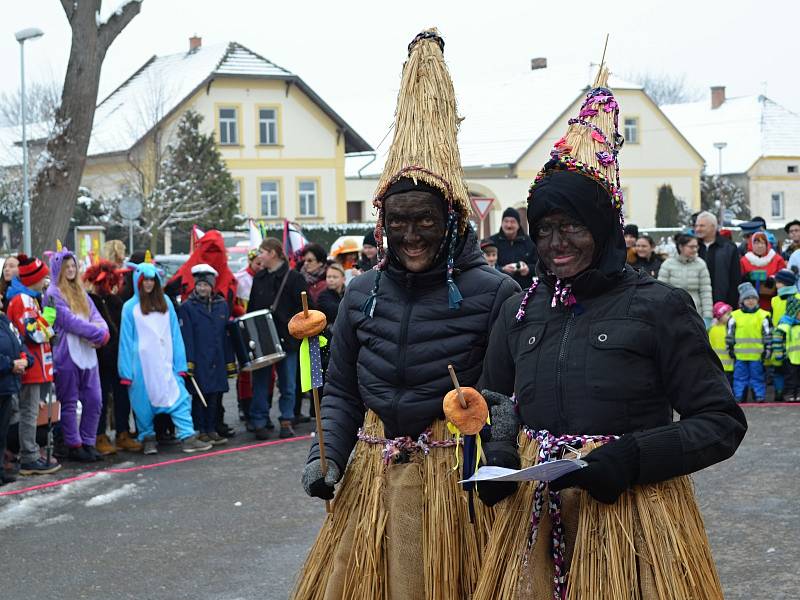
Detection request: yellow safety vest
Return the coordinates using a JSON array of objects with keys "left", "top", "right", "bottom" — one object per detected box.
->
[
  {"left": 731, "top": 308, "right": 769, "bottom": 361},
  {"left": 708, "top": 324, "right": 733, "bottom": 372},
  {"left": 777, "top": 322, "right": 800, "bottom": 365}
]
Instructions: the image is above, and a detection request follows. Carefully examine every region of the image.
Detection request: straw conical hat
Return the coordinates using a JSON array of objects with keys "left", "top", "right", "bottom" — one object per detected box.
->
[{"left": 373, "top": 28, "right": 470, "bottom": 233}]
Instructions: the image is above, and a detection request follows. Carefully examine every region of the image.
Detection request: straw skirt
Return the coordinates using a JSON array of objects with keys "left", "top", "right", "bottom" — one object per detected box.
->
[
  {"left": 473, "top": 433, "right": 724, "bottom": 600},
  {"left": 291, "top": 411, "right": 494, "bottom": 600}
]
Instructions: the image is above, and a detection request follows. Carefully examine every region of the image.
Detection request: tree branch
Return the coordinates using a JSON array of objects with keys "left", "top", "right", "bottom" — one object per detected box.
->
[{"left": 98, "top": 0, "right": 142, "bottom": 53}]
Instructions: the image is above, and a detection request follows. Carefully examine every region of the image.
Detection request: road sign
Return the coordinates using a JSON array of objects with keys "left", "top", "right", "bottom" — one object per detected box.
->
[
  {"left": 118, "top": 196, "right": 143, "bottom": 221},
  {"left": 470, "top": 197, "right": 495, "bottom": 221}
]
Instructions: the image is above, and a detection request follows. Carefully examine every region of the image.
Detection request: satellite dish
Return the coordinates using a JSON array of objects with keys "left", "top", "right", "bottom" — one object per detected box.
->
[{"left": 118, "top": 196, "right": 143, "bottom": 221}]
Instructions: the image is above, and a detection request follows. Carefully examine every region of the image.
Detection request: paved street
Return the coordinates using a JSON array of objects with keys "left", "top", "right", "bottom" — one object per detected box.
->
[{"left": 0, "top": 401, "right": 797, "bottom": 600}]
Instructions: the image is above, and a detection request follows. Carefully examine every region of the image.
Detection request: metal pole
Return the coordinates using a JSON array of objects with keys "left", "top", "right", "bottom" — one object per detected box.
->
[
  {"left": 129, "top": 219, "right": 134, "bottom": 255},
  {"left": 718, "top": 147, "right": 724, "bottom": 224},
  {"left": 20, "top": 41, "right": 31, "bottom": 255}
]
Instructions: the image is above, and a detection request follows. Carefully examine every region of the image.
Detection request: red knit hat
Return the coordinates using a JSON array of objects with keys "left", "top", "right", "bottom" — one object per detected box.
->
[{"left": 16, "top": 254, "right": 49, "bottom": 287}]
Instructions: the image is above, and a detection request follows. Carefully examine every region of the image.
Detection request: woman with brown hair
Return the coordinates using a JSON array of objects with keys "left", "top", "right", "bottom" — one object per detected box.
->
[
  {"left": 1, "top": 256, "right": 19, "bottom": 310},
  {"left": 117, "top": 262, "right": 212, "bottom": 456},
  {"left": 44, "top": 246, "right": 110, "bottom": 462}
]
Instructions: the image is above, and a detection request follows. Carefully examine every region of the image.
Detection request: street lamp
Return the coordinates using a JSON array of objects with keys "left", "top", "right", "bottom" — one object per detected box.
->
[
  {"left": 713, "top": 142, "right": 727, "bottom": 224},
  {"left": 15, "top": 27, "right": 44, "bottom": 255}
]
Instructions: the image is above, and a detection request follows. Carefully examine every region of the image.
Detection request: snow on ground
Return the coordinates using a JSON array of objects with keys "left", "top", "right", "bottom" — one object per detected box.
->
[{"left": 84, "top": 483, "right": 138, "bottom": 507}]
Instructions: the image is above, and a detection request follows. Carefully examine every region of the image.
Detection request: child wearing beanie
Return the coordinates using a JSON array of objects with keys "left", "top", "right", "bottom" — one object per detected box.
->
[
  {"left": 178, "top": 264, "right": 236, "bottom": 445},
  {"left": 767, "top": 269, "right": 799, "bottom": 400},
  {"left": 5, "top": 255, "right": 61, "bottom": 475},
  {"left": 726, "top": 283, "right": 772, "bottom": 402},
  {"left": 709, "top": 302, "right": 734, "bottom": 387}
]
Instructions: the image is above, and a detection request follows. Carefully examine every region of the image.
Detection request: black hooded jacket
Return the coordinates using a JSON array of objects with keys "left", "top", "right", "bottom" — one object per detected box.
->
[
  {"left": 308, "top": 229, "right": 520, "bottom": 471},
  {"left": 480, "top": 169, "right": 746, "bottom": 485}
]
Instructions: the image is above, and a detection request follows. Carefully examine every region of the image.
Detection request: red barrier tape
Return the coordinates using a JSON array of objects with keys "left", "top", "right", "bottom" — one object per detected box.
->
[{"left": 0, "top": 434, "right": 312, "bottom": 497}]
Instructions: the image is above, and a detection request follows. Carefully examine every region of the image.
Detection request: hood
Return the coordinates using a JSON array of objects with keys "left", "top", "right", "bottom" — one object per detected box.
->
[
  {"left": 131, "top": 262, "right": 163, "bottom": 301},
  {"left": 47, "top": 246, "right": 76, "bottom": 291},
  {"left": 6, "top": 276, "right": 39, "bottom": 300},
  {"left": 167, "top": 229, "right": 235, "bottom": 300},
  {"left": 747, "top": 231, "right": 772, "bottom": 255}
]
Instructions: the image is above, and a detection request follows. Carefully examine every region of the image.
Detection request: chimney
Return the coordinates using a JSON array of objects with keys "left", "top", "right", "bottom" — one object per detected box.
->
[
  {"left": 711, "top": 85, "right": 726, "bottom": 109},
  {"left": 531, "top": 57, "right": 547, "bottom": 71},
  {"left": 189, "top": 35, "right": 202, "bottom": 52}
]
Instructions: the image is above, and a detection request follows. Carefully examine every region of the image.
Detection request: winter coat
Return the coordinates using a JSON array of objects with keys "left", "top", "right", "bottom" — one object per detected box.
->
[
  {"left": 88, "top": 292, "right": 121, "bottom": 378},
  {"left": 0, "top": 313, "right": 31, "bottom": 396},
  {"left": 740, "top": 245, "right": 786, "bottom": 311},
  {"left": 179, "top": 291, "right": 236, "bottom": 395},
  {"left": 658, "top": 255, "right": 714, "bottom": 319},
  {"left": 698, "top": 235, "right": 742, "bottom": 308},
  {"left": 6, "top": 278, "right": 53, "bottom": 385},
  {"left": 489, "top": 230, "right": 537, "bottom": 289},
  {"left": 308, "top": 231, "right": 521, "bottom": 471},
  {"left": 630, "top": 254, "right": 663, "bottom": 278},
  {"left": 248, "top": 261, "right": 308, "bottom": 352},
  {"left": 481, "top": 266, "right": 747, "bottom": 485}
]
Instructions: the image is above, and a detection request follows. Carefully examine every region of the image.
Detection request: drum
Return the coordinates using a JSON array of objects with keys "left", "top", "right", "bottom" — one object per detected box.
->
[{"left": 230, "top": 309, "right": 286, "bottom": 372}]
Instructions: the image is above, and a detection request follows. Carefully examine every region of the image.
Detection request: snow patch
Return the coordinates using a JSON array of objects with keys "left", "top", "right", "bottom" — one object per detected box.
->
[
  {"left": 85, "top": 483, "right": 138, "bottom": 507},
  {"left": 35, "top": 513, "right": 75, "bottom": 528}
]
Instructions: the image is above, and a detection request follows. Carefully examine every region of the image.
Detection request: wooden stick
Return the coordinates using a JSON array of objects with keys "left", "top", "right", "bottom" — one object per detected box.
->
[
  {"left": 447, "top": 364, "right": 467, "bottom": 409},
  {"left": 301, "top": 291, "right": 309, "bottom": 317},
  {"left": 594, "top": 33, "right": 610, "bottom": 87},
  {"left": 312, "top": 386, "right": 331, "bottom": 513},
  {"left": 188, "top": 374, "right": 208, "bottom": 407}
]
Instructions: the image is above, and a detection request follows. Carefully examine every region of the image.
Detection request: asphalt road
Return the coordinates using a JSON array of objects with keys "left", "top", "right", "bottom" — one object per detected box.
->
[{"left": 0, "top": 401, "right": 798, "bottom": 600}]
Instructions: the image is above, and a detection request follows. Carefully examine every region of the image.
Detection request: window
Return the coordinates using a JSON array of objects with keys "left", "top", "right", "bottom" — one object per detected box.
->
[
  {"left": 260, "top": 180, "right": 280, "bottom": 218},
  {"left": 219, "top": 107, "right": 238, "bottom": 145},
  {"left": 298, "top": 180, "right": 317, "bottom": 217},
  {"left": 623, "top": 117, "right": 639, "bottom": 144},
  {"left": 346, "top": 200, "right": 363, "bottom": 223},
  {"left": 232, "top": 179, "right": 243, "bottom": 212},
  {"left": 258, "top": 108, "right": 278, "bottom": 145},
  {"left": 789, "top": 165, "right": 798, "bottom": 174},
  {"left": 772, "top": 192, "right": 784, "bottom": 219}
]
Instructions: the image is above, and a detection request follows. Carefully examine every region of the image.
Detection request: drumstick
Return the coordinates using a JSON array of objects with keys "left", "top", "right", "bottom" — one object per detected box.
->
[
  {"left": 188, "top": 374, "right": 208, "bottom": 408},
  {"left": 448, "top": 364, "right": 468, "bottom": 409},
  {"left": 301, "top": 291, "right": 332, "bottom": 513}
]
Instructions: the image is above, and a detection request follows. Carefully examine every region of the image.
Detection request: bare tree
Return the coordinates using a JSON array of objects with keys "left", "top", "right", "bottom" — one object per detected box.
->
[
  {"left": 0, "top": 80, "right": 61, "bottom": 127},
  {"left": 628, "top": 71, "right": 702, "bottom": 106},
  {"left": 30, "top": 0, "right": 142, "bottom": 255}
]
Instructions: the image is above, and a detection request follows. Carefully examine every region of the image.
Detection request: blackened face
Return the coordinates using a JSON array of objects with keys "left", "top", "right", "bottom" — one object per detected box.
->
[
  {"left": 384, "top": 191, "right": 447, "bottom": 273},
  {"left": 533, "top": 211, "right": 596, "bottom": 279}
]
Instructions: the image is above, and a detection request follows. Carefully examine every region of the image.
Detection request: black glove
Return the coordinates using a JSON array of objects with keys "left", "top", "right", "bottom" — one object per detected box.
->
[
  {"left": 549, "top": 435, "right": 640, "bottom": 504},
  {"left": 301, "top": 459, "right": 341, "bottom": 500},
  {"left": 476, "top": 445, "right": 520, "bottom": 507},
  {"left": 481, "top": 389, "right": 519, "bottom": 443}
]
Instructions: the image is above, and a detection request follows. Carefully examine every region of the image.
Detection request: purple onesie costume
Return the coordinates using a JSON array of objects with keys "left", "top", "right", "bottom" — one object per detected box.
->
[{"left": 44, "top": 248, "right": 108, "bottom": 449}]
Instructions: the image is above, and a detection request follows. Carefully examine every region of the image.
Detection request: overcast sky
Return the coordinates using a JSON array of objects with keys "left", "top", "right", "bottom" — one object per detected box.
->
[{"left": 2, "top": 0, "right": 798, "bottom": 149}]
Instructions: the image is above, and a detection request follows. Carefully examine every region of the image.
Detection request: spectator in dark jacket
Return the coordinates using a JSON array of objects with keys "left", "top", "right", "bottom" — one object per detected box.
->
[
  {"left": 0, "top": 310, "right": 31, "bottom": 484},
  {"left": 356, "top": 230, "right": 379, "bottom": 272},
  {"left": 248, "top": 238, "right": 307, "bottom": 440},
  {"left": 695, "top": 211, "right": 743, "bottom": 307},
  {"left": 630, "top": 235, "right": 662, "bottom": 277},
  {"left": 179, "top": 264, "right": 236, "bottom": 446},
  {"left": 489, "top": 207, "right": 537, "bottom": 289},
  {"left": 317, "top": 263, "right": 346, "bottom": 328}
]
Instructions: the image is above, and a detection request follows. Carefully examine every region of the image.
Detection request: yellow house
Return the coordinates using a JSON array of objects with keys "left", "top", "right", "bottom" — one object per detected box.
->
[
  {"left": 82, "top": 37, "right": 372, "bottom": 225},
  {"left": 347, "top": 62, "right": 703, "bottom": 233},
  {"left": 663, "top": 87, "right": 800, "bottom": 227}
]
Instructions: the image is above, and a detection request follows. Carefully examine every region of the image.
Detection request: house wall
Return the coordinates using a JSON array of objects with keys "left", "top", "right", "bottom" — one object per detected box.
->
[
  {"left": 83, "top": 76, "right": 349, "bottom": 223},
  {"left": 747, "top": 156, "right": 800, "bottom": 226}
]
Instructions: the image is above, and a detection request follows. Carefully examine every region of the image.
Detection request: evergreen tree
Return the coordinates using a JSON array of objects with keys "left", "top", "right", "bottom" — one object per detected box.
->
[
  {"left": 655, "top": 184, "right": 692, "bottom": 228},
  {"left": 146, "top": 110, "right": 240, "bottom": 252},
  {"left": 700, "top": 175, "right": 750, "bottom": 223}
]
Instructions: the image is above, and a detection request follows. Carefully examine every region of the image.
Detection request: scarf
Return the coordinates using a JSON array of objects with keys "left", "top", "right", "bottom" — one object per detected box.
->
[{"left": 744, "top": 248, "right": 776, "bottom": 268}]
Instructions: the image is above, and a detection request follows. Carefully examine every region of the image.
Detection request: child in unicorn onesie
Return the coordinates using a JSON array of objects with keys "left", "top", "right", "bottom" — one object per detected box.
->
[
  {"left": 44, "top": 246, "right": 109, "bottom": 462},
  {"left": 118, "top": 262, "right": 212, "bottom": 455}
]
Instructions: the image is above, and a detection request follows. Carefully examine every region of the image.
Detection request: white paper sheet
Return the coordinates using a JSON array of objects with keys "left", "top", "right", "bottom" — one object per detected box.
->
[{"left": 459, "top": 459, "right": 587, "bottom": 483}]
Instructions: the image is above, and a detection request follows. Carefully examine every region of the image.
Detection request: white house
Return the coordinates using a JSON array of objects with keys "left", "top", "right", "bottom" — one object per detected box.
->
[{"left": 663, "top": 87, "right": 800, "bottom": 226}]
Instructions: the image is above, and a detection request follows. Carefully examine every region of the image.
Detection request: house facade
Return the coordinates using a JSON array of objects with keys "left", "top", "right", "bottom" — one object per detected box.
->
[
  {"left": 347, "top": 63, "right": 703, "bottom": 233},
  {"left": 81, "top": 37, "right": 371, "bottom": 225},
  {"left": 663, "top": 88, "right": 800, "bottom": 227}
]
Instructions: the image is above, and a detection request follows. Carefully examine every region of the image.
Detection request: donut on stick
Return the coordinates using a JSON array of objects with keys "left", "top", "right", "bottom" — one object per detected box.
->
[
  {"left": 291, "top": 291, "right": 331, "bottom": 513},
  {"left": 444, "top": 364, "right": 489, "bottom": 436}
]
